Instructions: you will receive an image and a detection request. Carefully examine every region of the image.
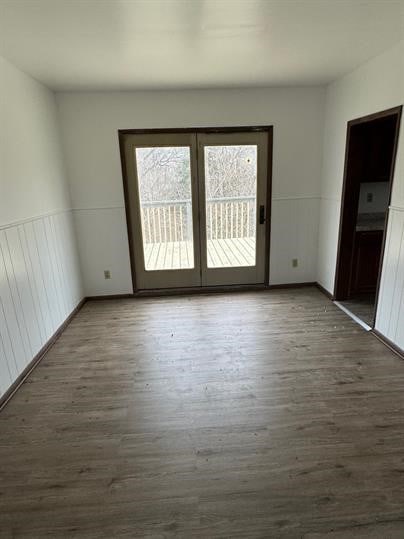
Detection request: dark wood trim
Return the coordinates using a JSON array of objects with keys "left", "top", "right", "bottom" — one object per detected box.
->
[
  {"left": 134, "top": 284, "right": 268, "bottom": 298},
  {"left": 86, "top": 294, "right": 135, "bottom": 301},
  {"left": 333, "top": 121, "right": 353, "bottom": 299},
  {"left": 333, "top": 106, "right": 402, "bottom": 312},
  {"left": 135, "top": 282, "right": 318, "bottom": 297},
  {"left": 372, "top": 329, "right": 404, "bottom": 361},
  {"left": 343, "top": 106, "right": 403, "bottom": 127},
  {"left": 0, "top": 298, "right": 86, "bottom": 411},
  {"left": 119, "top": 126, "right": 273, "bottom": 136},
  {"left": 267, "top": 282, "right": 316, "bottom": 290},
  {"left": 119, "top": 126, "right": 273, "bottom": 292},
  {"left": 264, "top": 127, "right": 273, "bottom": 285},
  {"left": 119, "top": 132, "right": 138, "bottom": 293},
  {"left": 85, "top": 282, "right": 335, "bottom": 299},
  {"left": 85, "top": 282, "right": 317, "bottom": 299},
  {"left": 372, "top": 107, "right": 402, "bottom": 327},
  {"left": 315, "top": 282, "right": 335, "bottom": 300}
]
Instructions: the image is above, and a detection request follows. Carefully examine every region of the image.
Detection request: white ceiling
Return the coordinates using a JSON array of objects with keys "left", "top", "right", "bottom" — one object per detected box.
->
[{"left": 0, "top": 0, "right": 403, "bottom": 91}]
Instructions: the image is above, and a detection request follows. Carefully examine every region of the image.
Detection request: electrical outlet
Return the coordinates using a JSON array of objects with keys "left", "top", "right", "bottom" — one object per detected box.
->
[
  {"left": 104, "top": 270, "right": 111, "bottom": 279},
  {"left": 292, "top": 258, "right": 298, "bottom": 268},
  {"left": 366, "top": 192, "right": 373, "bottom": 203}
]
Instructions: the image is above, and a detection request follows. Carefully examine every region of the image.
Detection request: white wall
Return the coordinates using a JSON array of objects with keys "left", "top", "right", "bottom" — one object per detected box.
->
[
  {"left": 0, "top": 56, "right": 83, "bottom": 399},
  {"left": 57, "top": 87, "right": 325, "bottom": 295},
  {"left": 318, "top": 41, "right": 404, "bottom": 348}
]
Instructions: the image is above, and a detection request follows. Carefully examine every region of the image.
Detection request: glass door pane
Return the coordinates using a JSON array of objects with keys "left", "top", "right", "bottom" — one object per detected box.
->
[
  {"left": 204, "top": 145, "right": 258, "bottom": 268},
  {"left": 135, "top": 146, "right": 195, "bottom": 271}
]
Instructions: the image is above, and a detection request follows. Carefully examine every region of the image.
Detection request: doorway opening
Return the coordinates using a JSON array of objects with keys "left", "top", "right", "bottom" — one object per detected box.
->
[
  {"left": 119, "top": 127, "right": 272, "bottom": 292},
  {"left": 334, "top": 106, "right": 402, "bottom": 328}
]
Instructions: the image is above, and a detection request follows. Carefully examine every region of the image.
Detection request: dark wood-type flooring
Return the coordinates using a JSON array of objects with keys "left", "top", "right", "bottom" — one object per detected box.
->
[
  {"left": 1, "top": 287, "right": 404, "bottom": 538},
  {"left": 340, "top": 293, "right": 376, "bottom": 327}
]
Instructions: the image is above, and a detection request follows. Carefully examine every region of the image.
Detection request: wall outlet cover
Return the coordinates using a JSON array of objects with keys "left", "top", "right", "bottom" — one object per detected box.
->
[{"left": 104, "top": 270, "right": 111, "bottom": 279}]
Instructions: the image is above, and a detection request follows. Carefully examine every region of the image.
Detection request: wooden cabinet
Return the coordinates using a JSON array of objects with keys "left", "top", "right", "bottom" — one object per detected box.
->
[{"left": 351, "top": 230, "right": 383, "bottom": 294}]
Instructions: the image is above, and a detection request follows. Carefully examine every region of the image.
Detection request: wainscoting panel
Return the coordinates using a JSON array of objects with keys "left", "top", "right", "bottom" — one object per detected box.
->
[
  {"left": 375, "top": 206, "right": 404, "bottom": 350},
  {"left": 0, "top": 210, "right": 83, "bottom": 399},
  {"left": 269, "top": 197, "right": 320, "bottom": 284},
  {"left": 73, "top": 207, "right": 133, "bottom": 296},
  {"left": 72, "top": 199, "right": 320, "bottom": 295},
  {"left": 316, "top": 196, "right": 341, "bottom": 294}
]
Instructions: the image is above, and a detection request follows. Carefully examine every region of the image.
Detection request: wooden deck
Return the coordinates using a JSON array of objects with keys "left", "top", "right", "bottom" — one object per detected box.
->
[{"left": 144, "top": 237, "right": 255, "bottom": 270}]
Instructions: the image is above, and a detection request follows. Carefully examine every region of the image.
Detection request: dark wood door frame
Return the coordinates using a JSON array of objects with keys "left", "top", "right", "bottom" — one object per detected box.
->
[
  {"left": 333, "top": 106, "right": 402, "bottom": 324},
  {"left": 118, "top": 126, "right": 273, "bottom": 293}
]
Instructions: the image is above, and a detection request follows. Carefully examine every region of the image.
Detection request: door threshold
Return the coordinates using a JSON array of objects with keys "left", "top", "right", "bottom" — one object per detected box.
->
[
  {"left": 334, "top": 301, "right": 372, "bottom": 331},
  {"left": 134, "top": 284, "right": 267, "bottom": 297}
]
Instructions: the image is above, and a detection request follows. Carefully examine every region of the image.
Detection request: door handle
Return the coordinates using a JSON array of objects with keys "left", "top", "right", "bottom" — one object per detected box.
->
[{"left": 259, "top": 205, "right": 266, "bottom": 224}]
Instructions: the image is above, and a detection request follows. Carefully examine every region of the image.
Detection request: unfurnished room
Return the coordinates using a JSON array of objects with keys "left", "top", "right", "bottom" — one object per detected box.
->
[{"left": 0, "top": 0, "right": 404, "bottom": 537}]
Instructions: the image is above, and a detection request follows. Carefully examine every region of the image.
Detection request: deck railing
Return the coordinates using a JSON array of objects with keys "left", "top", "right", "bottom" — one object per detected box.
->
[{"left": 141, "top": 196, "right": 255, "bottom": 244}]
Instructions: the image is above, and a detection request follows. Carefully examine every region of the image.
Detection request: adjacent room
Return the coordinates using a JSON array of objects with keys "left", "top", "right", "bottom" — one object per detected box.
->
[{"left": 0, "top": 0, "right": 403, "bottom": 537}]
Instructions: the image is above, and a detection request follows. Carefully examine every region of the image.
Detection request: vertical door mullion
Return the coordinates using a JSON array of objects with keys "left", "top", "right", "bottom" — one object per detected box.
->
[
  {"left": 189, "top": 133, "right": 202, "bottom": 286},
  {"left": 196, "top": 135, "right": 208, "bottom": 285}
]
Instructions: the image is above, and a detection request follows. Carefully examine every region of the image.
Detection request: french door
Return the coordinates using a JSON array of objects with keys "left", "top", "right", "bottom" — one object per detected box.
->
[{"left": 121, "top": 130, "right": 270, "bottom": 290}]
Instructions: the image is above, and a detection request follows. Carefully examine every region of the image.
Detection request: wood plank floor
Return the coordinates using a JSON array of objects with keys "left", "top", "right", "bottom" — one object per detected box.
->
[
  {"left": 1, "top": 287, "right": 404, "bottom": 538},
  {"left": 340, "top": 294, "right": 376, "bottom": 327}
]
